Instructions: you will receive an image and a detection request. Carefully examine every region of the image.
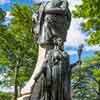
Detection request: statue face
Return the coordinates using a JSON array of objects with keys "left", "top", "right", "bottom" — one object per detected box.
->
[{"left": 57, "top": 38, "right": 63, "bottom": 47}]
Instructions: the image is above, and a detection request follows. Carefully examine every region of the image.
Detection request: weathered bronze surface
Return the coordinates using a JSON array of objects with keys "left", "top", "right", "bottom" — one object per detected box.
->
[
  {"left": 32, "top": 0, "right": 71, "bottom": 47},
  {"left": 31, "top": 0, "right": 72, "bottom": 100}
]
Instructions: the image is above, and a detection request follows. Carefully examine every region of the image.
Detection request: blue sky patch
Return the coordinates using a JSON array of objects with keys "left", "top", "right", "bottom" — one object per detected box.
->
[{"left": 0, "top": 0, "right": 32, "bottom": 11}]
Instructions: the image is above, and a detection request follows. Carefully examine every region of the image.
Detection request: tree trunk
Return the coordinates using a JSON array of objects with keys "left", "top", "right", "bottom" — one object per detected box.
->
[
  {"left": 98, "top": 81, "right": 100, "bottom": 100},
  {"left": 14, "top": 65, "right": 19, "bottom": 100}
]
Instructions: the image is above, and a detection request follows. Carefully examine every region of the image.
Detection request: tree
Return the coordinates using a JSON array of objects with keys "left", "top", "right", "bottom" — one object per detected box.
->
[
  {"left": 87, "top": 55, "right": 100, "bottom": 99},
  {"left": 0, "top": 8, "right": 6, "bottom": 21},
  {"left": 73, "top": 1, "right": 100, "bottom": 99},
  {"left": 73, "top": 0, "right": 100, "bottom": 45},
  {"left": 0, "top": 8, "right": 9, "bottom": 67},
  {"left": 8, "top": 4, "right": 38, "bottom": 100},
  {"left": 72, "top": 58, "right": 97, "bottom": 100},
  {"left": 0, "top": 4, "right": 38, "bottom": 100},
  {"left": 0, "top": 92, "right": 13, "bottom": 100}
]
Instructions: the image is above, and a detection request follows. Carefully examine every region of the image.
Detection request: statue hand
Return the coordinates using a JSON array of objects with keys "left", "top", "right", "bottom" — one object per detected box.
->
[
  {"left": 21, "top": 79, "right": 36, "bottom": 96},
  {"left": 77, "top": 60, "right": 82, "bottom": 65}
]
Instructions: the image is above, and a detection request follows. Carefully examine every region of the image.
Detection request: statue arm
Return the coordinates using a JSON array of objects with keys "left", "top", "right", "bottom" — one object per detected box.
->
[
  {"left": 33, "top": 66, "right": 43, "bottom": 82},
  {"left": 33, "top": 62, "right": 47, "bottom": 82},
  {"left": 70, "top": 60, "right": 82, "bottom": 70},
  {"left": 32, "top": 11, "right": 39, "bottom": 24}
]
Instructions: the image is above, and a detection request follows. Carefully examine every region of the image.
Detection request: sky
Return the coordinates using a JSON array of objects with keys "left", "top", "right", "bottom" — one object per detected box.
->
[
  {"left": 0, "top": 0, "right": 100, "bottom": 63},
  {"left": 0, "top": 0, "right": 32, "bottom": 11}
]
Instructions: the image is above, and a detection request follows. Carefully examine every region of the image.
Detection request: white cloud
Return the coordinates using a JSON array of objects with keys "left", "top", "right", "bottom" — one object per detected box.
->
[
  {"left": 65, "top": 18, "right": 86, "bottom": 47},
  {"left": 0, "top": 86, "right": 14, "bottom": 93},
  {"left": 65, "top": 0, "right": 100, "bottom": 53},
  {"left": 3, "top": 11, "right": 13, "bottom": 24},
  {"left": 0, "top": 74, "right": 14, "bottom": 92},
  {"left": 68, "top": 0, "right": 82, "bottom": 11},
  {"left": 84, "top": 45, "right": 100, "bottom": 51},
  {"left": 67, "top": 50, "right": 77, "bottom": 55},
  {"left": 0, "top": 0, "right": 10, "bottom": 4},
  {"left": 64, "top": 0, "right": 85, "bottom": 47},
  {"left": 6, "top": 11, "right": 13, "bottom": 19},
  {"left": 6, "top": 11, "right": 11, "bottom": 17}
]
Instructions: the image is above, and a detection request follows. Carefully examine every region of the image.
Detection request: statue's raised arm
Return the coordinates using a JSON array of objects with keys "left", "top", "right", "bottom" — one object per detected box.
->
[{"left": 34, "top": 0, "right": 71, "bottom": 47}]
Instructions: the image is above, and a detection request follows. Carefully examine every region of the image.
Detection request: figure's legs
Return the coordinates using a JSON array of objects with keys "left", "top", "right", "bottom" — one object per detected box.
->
[{"left": 21, "top": 45, "right": 46, "bottom": 95}]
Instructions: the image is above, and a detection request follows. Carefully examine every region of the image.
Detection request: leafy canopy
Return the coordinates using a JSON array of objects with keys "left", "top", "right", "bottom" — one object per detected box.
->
[{"left": 73, "top": 0, "right": 100, "bottom": 45}]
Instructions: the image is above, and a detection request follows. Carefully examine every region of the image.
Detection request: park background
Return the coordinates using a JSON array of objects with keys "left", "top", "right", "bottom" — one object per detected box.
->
[{"left": 0, "top": 0, "right": 100, "bottom": 100}]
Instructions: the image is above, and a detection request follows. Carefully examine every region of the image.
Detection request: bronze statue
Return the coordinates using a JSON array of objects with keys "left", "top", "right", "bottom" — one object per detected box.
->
[
  {"left": 30, "top": 37, "right": 70, "bottom": 100},
  {"left": 33, "top": 0, "right": 71, "bottom": 47},
  {"left": 29, "top": 38, "right": 81, "bottom": 100},
  {"left": 18, "top": 0, "right": 73, "bottom": 100}
]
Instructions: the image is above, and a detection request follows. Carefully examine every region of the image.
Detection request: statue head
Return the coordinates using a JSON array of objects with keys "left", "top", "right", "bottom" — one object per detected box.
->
[
  {"left": 57, "top": 38, "right": 63, "bottom": 47},
  {"left": 53, "top": 37, "right": 63, "bottom": 50}
]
